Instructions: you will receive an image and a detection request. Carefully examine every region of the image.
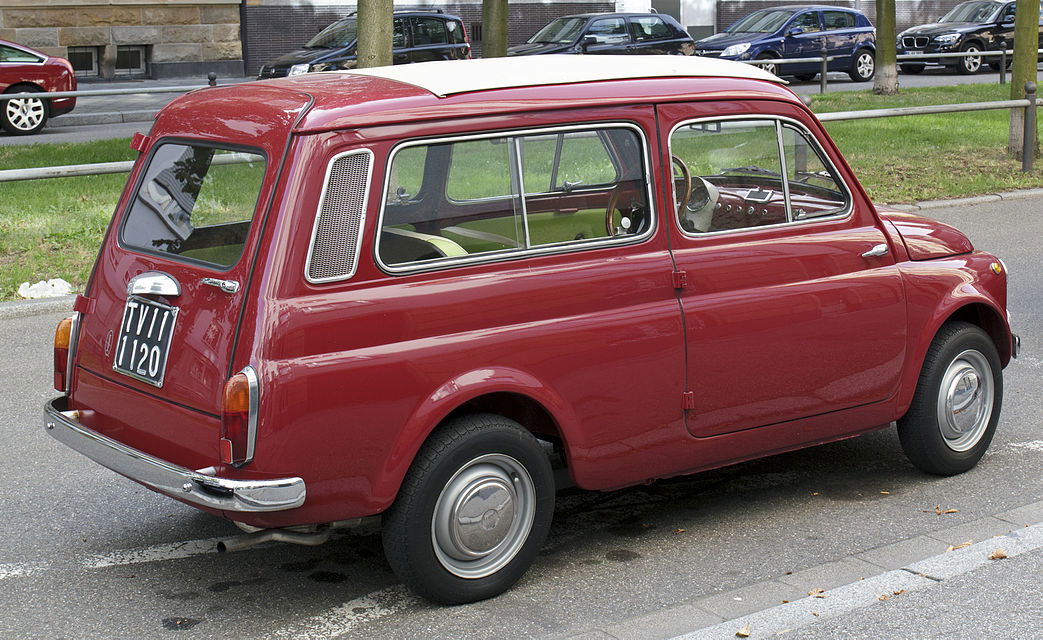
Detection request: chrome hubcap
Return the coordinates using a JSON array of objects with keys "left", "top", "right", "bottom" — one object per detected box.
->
[
  {"left": 857, "top": 53, "right": 874, "bottom": 78},
  {"left": 5, "top": 97, "right": 44, "bottom": 131},
  {"left": 937, "top": 349, "right": 993, "bottom": 452},
  {"left": 432, "top": 453, "right": 535, "bottom": 579}
]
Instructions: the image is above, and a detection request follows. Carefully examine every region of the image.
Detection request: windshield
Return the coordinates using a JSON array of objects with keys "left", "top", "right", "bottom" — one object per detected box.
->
[
  {"left": 121, "top": 144, "right": 266, "bottom": 268},
  {"left": 529, "top": 17, "right": 587, "bottom": 44},
  {"left": 726, "top": 9, "right": 794, "bottom": 33},
  {"left": 306, "top": 19, "right": 358, "bottom": 48},
  {"left": 940, "top": 1, "right": 1001, "bottom": 23}
]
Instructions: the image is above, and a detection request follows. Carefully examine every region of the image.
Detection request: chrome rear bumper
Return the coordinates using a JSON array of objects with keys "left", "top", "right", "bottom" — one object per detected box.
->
[{"left": 44, "top": 397, "right": 305, "bottom": 512}]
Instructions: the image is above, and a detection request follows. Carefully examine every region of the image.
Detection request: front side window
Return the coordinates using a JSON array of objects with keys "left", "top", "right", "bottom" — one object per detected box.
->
[
  {"left": 587, "top": 18, "right": 630, "bottom": 44},
  {"left": 793, "top": 11, "right": 822, "bottom": 32},
  {"left": 121, "top": 144, "right": 266, "bottom": 268},
  {"left": 379, "top": 126, "right": 651, "bottom": 269},
  {"left": 670, "top": 119, "right": 847, "bottom": 235},
  {"left": 0, "top": 45, "right": 43, "bottom": 63}
]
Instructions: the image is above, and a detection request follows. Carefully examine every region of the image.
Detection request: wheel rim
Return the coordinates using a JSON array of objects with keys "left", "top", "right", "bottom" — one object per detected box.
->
[
  {"left": 5, "top": 97, "right": 44, "bottom": 132},
  {"left": 857, "top": 53, "right": 874, "bottom": 79},
  {"left": 762, "top": 61, "right": 778, "bottom": 75},
  {"left": 964, "top": 47, "right": 981, "bottom": 72},
  {"left": 431, "top": 453, "right": 536, "bottom": 579},
  {"left": 936, "top": 349, "right": 994, "bottom": 452}
]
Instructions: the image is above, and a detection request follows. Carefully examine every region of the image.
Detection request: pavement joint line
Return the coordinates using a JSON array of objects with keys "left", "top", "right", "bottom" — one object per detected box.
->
[{"left": 666, "top": 521, "right": 1043, "bottom": 639}]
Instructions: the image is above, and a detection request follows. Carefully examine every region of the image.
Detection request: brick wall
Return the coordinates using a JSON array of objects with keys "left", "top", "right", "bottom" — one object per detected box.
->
[{"left": 241, "top": 2, "right": 614, "bottom": 76}]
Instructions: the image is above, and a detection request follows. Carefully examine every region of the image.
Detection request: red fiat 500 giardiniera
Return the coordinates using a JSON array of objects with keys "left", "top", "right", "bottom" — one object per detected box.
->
[{"left": 45, "top": 56, "right": 1018, "bottom": 604}]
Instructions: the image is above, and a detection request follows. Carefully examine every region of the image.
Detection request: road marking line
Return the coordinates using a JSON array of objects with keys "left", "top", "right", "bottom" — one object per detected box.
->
[
  {"left": 81, "top": 536, "right": 233, "bottom": 569},
  {"left": 670, "top": 521, "right": 1043, "bottom": 640},
  {"left": 0, "top": 562, "right": 45, "bottom": 580},
  {"left": 272, "top": 586, "right": 415, "bottom": 639}
]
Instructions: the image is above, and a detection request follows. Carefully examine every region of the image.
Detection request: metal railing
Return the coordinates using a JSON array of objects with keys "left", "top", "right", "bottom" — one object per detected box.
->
[
  {"left": 0, "top": 85, "right": 1039, "bottom": 182},
  {"left": 0, "top": 72, "right": 220, "bottom": 103}
]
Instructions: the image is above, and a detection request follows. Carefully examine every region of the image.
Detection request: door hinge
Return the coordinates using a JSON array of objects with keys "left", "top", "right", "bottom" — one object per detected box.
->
[
  {"left": 682, "top": 391, "right": 696, "bottom": 411},
  {"left": 72, "top": 294, "right": 95, "bottom": 315},
  {"left": 672, "top": 270, "right": 688, "bottom": 290}
]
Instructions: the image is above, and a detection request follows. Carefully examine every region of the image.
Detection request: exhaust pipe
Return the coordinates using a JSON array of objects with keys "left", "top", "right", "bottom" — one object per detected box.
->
[{"left": 215, "top": 518, "right": 367, "bottom": 553}]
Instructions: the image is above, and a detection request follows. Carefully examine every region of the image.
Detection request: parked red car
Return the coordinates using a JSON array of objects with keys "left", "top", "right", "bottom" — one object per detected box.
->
[
  {"left": 45, "top": 56, "right": 1017, "bottom": 604},
  {"left": 0, "top": 39, "right": 76, "bottom": 135}
]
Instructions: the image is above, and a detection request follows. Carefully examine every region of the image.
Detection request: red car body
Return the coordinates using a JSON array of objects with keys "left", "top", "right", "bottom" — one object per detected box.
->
[
  {"left": 0, "top": 39, "right": 76, "bottom": 134},
  {"left": 45, "top": 57, "right": 1015, "bottom": 603}
]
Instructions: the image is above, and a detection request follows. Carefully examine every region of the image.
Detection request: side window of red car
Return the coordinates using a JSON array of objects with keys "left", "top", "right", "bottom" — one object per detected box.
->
[
  {"left": 0, "top": 45, "right": 43, "bottom": 63},
  {"left": 670, "top": 118, "right": 849, "bottom": 234},
  {"left": 377, "top": 125, "right": 652, "bottom": 270}
]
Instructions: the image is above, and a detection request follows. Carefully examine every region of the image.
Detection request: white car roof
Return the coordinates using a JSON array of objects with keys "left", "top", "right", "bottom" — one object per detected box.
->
[{"left": 348, "top": 55, "right": 785, "bottom": 97}]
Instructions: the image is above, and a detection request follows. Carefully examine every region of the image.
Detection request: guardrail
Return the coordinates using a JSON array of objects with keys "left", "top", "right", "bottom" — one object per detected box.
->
[{"left": 0, "top": 72, "right": 219, "bottom": 104}]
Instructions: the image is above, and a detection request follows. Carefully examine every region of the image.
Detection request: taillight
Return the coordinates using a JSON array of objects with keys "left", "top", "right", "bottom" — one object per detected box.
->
[
  {"left": 221, "top": 366, "right": 258, "bottom": 466},
  {"left": 53, "top": 315, "right": 76, "bottom": 392}
]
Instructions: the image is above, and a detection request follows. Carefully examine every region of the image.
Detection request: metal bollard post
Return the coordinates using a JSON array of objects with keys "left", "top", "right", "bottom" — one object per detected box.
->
[
  {"left": 820, "top": 46, "right": 828, "bottom": 94},
  {"left": 999, "top": 41, "right": 1007, "bottom": 85},
  {"left": 1024, "top": 82, "right": 1037, "bottom": 172},
  {"left": 208, "top": 72, "right": 217, "bottom": 87}
]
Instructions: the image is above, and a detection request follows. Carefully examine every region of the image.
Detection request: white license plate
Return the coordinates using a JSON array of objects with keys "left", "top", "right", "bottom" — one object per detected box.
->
[
  {"left": 112, "top": 295, "right": 179, "bottom": 387},
  {"left": 905, "top": 50, "right": 926, "bottom": 56}
]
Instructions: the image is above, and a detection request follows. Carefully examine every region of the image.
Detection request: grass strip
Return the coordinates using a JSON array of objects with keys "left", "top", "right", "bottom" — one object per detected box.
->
[{"left": 1, "top": 83, "right": 1041, "bottom": 301}]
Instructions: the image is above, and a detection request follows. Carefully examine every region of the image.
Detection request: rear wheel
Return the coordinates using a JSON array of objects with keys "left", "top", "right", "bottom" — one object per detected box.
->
[
  {"left": 848, "top": 49, "right": 875, "bottom": 82},
  {"left": 900, "top": 63, "right": 926, "bottom": 74},
  {"left": 897, "top": 322, "right": 1002, "bottom": 476},
  {"left": 382, "top": 413, "right": 555, "bottom": 604},
  {"left": 1, "top": 85, "right": 48, "bottom": 135}
]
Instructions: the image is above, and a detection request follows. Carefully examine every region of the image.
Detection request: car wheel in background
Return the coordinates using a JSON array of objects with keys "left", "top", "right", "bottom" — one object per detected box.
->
[
  {"left": 955, "top": 43, "right": 982, "bottom": 74},
  {"left": 848, "top": 49, "right": 875, "bottom": 82},
  {"left": 897, "top": 322, "right": 1002, "bottom": 476},
  {"left": 1, "top": 85, "right": 49, "bottom": 135},
  {"left": 756, "top": 53, "right": 781, "bottom": 76}
]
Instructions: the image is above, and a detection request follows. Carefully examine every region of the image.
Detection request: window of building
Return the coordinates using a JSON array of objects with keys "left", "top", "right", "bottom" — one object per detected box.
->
[{"left": 115, "top": 46, "right": 148, "bottom": 77}]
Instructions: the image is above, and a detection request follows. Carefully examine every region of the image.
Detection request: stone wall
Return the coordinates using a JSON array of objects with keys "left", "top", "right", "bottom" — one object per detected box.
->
[{"left": 0, "top": 0, "right": 244, "bottom": 79}]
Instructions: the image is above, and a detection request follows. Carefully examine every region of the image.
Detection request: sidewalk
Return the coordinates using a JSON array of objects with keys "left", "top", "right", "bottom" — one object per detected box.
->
[{"left": 52, "top": 74, "right": 251, "bottom": 128}]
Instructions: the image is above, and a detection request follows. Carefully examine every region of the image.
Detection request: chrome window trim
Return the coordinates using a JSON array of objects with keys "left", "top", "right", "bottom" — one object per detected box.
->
[
  {"left": 304, "top": 148, "right": 375, "bottom": 284},
  {"left": 668, "top": 114, "right": 853, "bottom": 240},
  {"left": 374, "top": 122, "right": 657, "bottom": 275}
]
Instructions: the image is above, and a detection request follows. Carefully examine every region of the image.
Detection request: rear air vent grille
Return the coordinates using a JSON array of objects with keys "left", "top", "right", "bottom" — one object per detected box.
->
[{"left": 306, "top": 150, "right": 374, "bottom": 283}]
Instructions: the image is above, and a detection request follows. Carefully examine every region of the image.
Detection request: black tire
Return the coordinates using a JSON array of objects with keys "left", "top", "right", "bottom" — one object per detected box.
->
[
  {"left": 756, "top": 53, "right": 781, "bottom": 76},
  {"left": 1, "top": 85, "right": 49, "bottom": 135},
  {"left": 793, "top": 73, "right": 818, "bottom": 82},
  {"left": 900, "top": 63, "right": 926, "bottom": 74},
  {"left": 382, "top": 413, "right": 555, "bottom": 604},
  {"left": 955, "top": 42, "right": 983, "bottom": 75},
  {"left": 848, "top": 49, "right": 876, "bottom": 82},
  {"left": 897, "top": 322, "right": 1002, "bottom": 476}
]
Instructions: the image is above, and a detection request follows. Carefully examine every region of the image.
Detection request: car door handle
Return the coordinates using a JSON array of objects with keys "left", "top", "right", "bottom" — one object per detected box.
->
[{"left": 861, "top": 243, "right": 889, "bottom": 258}]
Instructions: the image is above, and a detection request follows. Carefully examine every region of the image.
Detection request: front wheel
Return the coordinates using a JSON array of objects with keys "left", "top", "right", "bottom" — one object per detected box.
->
[
  {"left": 849, "top": 49, "right": 876, "bottom": 82},
  {"left": 955, "top": 43, "right": 982, "bottom": 74},
  {"left": 2, "top": 85, "right": 49, "bottom": 135},
  {"left": 382, "top": 413, "right": 555, "bottom": 604},
  {"left": 756, "top": 53, "right": 780, "bottom": 76},
  {"left": 897, "top": 322, "right": 1002, "bottom": 476}
]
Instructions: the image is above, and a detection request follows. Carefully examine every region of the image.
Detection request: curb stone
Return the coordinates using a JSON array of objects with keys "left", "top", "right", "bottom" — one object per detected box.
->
[{"left": 5, "top": 188, "right": 1043, "bottom": 321}]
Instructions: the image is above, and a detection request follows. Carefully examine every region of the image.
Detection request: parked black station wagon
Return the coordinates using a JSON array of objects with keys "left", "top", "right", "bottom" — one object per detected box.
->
[
  {"left": 897, "top": 0, "right": 1042, "bottom": 74},
  {"left": 508, "top": 12, "right": 695, "bottom": 57},
  {"left": 258, "top": 10, "right": 470, "bottom": 79}
]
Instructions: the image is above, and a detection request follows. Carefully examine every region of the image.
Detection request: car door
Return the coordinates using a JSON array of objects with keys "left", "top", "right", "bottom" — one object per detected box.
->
[
  {"left": 627, "top": 15, "right": 678, "bottom": 55},
  {"left": 659, "top": 104, "right": 907, "bottom": 437},
  {"left": 822, "top": 10, "right": 858, "bottom": 71},
  {"left": 582, "top": 17, "right": 633, "bottom": 54},
  {"left": 408, "top": 16, "right": 452, "bottom": 62},
  {"left": 782, "top": 10, "right": 824, "bottom": 74}
]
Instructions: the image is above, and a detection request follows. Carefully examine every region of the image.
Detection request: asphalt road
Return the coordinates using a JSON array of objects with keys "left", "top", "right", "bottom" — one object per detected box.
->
[{"left": 0, "top": 196, "right": 1040, "bottom": 638}]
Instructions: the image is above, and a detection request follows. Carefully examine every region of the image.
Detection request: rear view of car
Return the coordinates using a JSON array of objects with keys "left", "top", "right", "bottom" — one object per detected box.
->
[
  {"left": 693, "top": 5, "right": 876, "bottom": 82},
  {"left": 0, "top": 39, "right": 77, "bottom": 135},
  {"left": 508, "top": 12, "right": 694, "bottom": 56},
  {"left": 258, "top": 10, "right": 469, "bottom": 78}
]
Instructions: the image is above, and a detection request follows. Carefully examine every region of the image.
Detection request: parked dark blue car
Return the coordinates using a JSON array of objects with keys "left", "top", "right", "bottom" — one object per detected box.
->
[{"left": 693, "top": 5, "right": 876, "bottom": 82}]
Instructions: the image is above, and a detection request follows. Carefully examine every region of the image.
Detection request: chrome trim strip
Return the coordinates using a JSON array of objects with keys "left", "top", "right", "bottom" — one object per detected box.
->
[
  {"left": 127, "top": 271, "right": 181, "bottom": 297},
  {"left": 63, "top": 312, "right": 80, "bottom": 394},
  {"left": 304, "top": 148, "right": 375, "bottom": 285},
  {"left": 667, "top": 114, "right": 854, "bottom": 240},
  {"left": 374, "top": 122, "right": 658, "bottom": 276},
  {"left": 241, "top": 365, "right": 259, "bottom": 466},
  {"left": 43, "top": 397, "right": 304, "bottom": 512}
]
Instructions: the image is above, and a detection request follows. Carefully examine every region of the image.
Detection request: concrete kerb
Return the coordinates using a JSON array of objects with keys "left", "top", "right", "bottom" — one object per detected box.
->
[
  {"left": 562, "top": 500, "right": 1043, "bottom": 640},
  {"left": 0, "top": 295, "right": 75, "bottom": 320},
  {"left": 53, "top": 110, "right": 160, "bottom": 127}
]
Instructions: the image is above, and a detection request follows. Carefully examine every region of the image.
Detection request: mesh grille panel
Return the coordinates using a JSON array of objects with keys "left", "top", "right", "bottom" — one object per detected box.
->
[{"left": 308, "top": 152, "right": 372, "bottom": 282}]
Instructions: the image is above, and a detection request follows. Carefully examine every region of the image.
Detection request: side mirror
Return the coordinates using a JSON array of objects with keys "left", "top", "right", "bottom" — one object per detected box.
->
[
  {"left": 580, "top": 35, "right": 597, "bottom": 52},
  {"left": 788, "top": 27, "right": 804, "bottom": 36}
]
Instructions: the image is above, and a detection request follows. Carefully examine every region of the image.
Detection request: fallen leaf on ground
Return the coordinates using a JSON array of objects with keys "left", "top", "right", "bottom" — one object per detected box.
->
[
  {"left": 879, "top": 594, "right": 891, "bottom": 601},
  {"left": 811, "top": 492, "right": 821, "bottom": 496},
  {"left": 673, "top": 528, "right": 686, "bottom": 534},
  {"left": 808, "top": 588, "right": 826, "bottom": 596},
  {"left": 988, "top": 549, "right": 1008, "bottom": 560},
  {"left": 946, "top": 541, "right": 973, "bottom": 552},
  {"left": 922, "top": 505, "right": 959, "bottom": 515},
  {"left": 811, "top": 612, "right": 820, "bottom": 617},
  {"left": 893, "top": 590, "right": 906, "bottom": 596},
  {"left": 880, "top": 490, "right": 890, "bottom": 495},
  {"left": 736, "top": 623, "right": 751, "bottom": 637}
]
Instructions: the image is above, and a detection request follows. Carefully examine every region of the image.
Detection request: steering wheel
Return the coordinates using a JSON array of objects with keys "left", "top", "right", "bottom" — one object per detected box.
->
[{"left": 672, "top": 155, "right": 692, "bottom": 217}]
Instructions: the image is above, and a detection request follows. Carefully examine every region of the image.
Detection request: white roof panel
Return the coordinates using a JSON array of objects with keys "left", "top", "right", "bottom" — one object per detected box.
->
[{"left": 347, "top": 55, "right": 785, "bottom": 97}]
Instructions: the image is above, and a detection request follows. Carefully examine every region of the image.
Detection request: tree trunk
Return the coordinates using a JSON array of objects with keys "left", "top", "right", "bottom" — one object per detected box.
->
[
  {"left": 1008, "top": 0, "right": 1040, "bottom": 159},
  {"left": 356, "top": 0, "right": 393, "bottom": 69},
  {"left": 482, "top": 0, "right": 509, "bottom": 58},
  {"left": 873, "top": 0, "right": 898, "bottom": 95}
]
